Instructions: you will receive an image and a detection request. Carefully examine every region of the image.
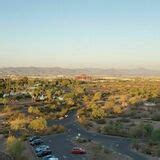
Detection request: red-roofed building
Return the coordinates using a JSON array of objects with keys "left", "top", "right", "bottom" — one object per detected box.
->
[{"left": 75, "top": 74, "right": 92, "bottom": 81}]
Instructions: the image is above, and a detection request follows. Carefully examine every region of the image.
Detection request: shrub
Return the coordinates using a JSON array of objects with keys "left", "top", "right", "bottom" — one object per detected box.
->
[
  {"left": 29, "top": 117, "right": 47, "bottom": 132},
  {"left": 75, "top": 137, "right": 88, "bottom": 143},
  {"left": 2, "top": 106, "right": 12, "bottom": 113},
  {"left": 102, "top": 121, "right": 124, "bottom": 136},
  {"left": 151, "top": 129, "right": 160, "bottom": 141},
  {"left": 78, "top": 116, "right": 92, "bottom": 128},
  {"left": 10, "top": 114, "right": 27, "bottom": 131},
  {"left": 152, "top": 113, "right": 160, "bottom": 121},
  {"left": 56, "top": 108, "right": 68, "bottom": 118},
  {"left": 0, "top": 128, "right": 9, "bottom": 135},
  {"left": 96, "top": 126, "right": 102, "bottom": 133},
  {"left": 91, "top": 105, "right": 106, "bottom": 120},
  {"left": 141, "top": 146, "right": 152, "bottom": 155},
  {"left": 6, "top": 136, "right": 27, "bottom": 160},
  {"left": 48, "top": 125, "right": 65, "bottom": 134},
  {"left": 96, "top": 119, "right": 106, "bottom": 124},
  {"left": 130, "top": 124, "right": 153, "bottom": 138},
  {"left": 113, "top": 106, "right": 123, "bottom": 114},
  {"left": 28, "top": 106, "right": 41, "bottom": 115},
  {"left": 119, "top": 117, "right": 130, "bottom": 123}
]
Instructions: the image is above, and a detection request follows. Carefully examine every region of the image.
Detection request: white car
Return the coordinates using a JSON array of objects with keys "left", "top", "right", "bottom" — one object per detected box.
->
[
  {"left": 35, "top": 145, "right": 50, "bottom": 153},
  {"left": 42, "top": 155, "right": 58, "bottom": 160},
  {"left": 59, "top": 117, "right": 64, "bottom": 120}
]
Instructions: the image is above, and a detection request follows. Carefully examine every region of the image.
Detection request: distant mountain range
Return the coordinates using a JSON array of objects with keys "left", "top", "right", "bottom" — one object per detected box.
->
[{"left": 0, "top": 67, "right": 160, "bottom": 76}]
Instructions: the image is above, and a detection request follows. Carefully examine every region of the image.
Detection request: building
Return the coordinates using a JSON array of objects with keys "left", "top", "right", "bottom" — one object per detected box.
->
[
  {"left": 144, "top": 102, "right": 156, "bottom": 107},
  {"left": 75, "top": 74, "right": 92, "bottom": 81}
]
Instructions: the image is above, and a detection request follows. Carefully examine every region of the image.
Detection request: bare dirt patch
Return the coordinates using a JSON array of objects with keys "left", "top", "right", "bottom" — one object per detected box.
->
[{"left": 77, "top": 141, "right": 131, "bottom": 160}]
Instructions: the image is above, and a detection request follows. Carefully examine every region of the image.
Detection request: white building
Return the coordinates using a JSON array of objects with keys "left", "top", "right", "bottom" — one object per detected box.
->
[{"left": 144, "top": 102, "right": 156, "bottom": 107}]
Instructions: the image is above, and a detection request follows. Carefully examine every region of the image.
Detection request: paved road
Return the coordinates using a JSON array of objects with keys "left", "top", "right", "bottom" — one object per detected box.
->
[{"left": 43, "top": 110, "right": 147, "bottom": 160}]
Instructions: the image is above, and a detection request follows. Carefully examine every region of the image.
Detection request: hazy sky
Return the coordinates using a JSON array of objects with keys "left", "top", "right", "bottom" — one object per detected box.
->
[{"left": 0, "top": 0, "right": 160, "bottom": 69}]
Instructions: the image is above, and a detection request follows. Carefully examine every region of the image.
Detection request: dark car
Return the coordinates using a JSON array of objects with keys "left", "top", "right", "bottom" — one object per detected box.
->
[
  {"left": 36, "top": 149, "right": 52, "bottom": 157},
  {"left": 29, "top": 136, "right": 40, "bottom": 142},
  {"left": 30, "top": 139, "right": 43, "bottom": 146}
]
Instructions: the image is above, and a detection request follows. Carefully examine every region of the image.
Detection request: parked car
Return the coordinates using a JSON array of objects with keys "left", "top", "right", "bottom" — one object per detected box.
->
[
  {"left": 30, "top": 139, "right": 43, "bottom": 146},
  {"left": 29, "top": 136, "right": 40, "bottom": 142},
  {"left": 35, "top": 145, "right": 50, "bottom": 153},
  {"left": 42, "top": 155, "right": 58, "bottom": 160},
  {"left": 36, "top": 149, "right": 52, "bottom": 157},
  {"left": 71, "top": 147, "right": 86, "bottom": 154}
]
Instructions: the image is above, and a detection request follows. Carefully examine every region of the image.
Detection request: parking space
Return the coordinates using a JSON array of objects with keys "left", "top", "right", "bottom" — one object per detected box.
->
[{"left": 42, "top": 134, "right": 87, "bottom": 160}]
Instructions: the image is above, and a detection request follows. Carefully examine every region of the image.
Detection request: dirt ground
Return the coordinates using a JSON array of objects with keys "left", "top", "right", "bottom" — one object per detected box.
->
[
  {"left": 0, "top": 135, "right": 6, "bottom": 152},
  {"left": 77, "top": 141, "right": 131, "bottom": 160},
  {"left": 24, "top": 142, "right": 37, "bottom": 160},
  {"left": 0, "top": 134, "right": 35, "bottom": 160}
]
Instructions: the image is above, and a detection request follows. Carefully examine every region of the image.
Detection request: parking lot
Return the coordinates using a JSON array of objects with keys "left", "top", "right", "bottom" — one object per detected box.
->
[{"left": 28, "top": 133, "right": 87, "bottom": 160}]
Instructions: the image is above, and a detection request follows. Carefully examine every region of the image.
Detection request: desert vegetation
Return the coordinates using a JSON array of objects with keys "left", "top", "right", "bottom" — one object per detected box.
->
[{"left": 0, "top": 77, "right": 160, "bottom": 158}]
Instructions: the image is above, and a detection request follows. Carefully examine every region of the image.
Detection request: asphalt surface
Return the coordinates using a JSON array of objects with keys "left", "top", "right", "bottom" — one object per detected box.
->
[{"left": 42, "top": 110, "right": 147, "bottom": 160}]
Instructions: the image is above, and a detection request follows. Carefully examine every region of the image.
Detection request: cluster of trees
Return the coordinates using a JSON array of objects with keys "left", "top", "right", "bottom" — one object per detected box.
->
[
  {"left": 97, "top": 121, "right": 160, "bottom": 143},
  {"left": 1, "top": 77, "right": 160, "bottom": 135},
  {"left": 80, "top": 79, "right": 160, "bottom": 120},
  {"left": 6, "top": 110, "right": 47, "bottom": 135},
  {"left": 7, "top": 109, "right": 66, "bottom": 136}
]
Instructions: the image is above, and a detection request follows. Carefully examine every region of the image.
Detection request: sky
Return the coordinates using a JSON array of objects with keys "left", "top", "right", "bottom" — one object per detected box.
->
[{"left": 0, "top": 0, "right": 160, "bottom": 69}]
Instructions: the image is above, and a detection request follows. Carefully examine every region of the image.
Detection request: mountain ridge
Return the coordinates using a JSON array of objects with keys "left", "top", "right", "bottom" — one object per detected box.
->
[{"left": 0, "top": 67, "right": 160, "bottom": 76}]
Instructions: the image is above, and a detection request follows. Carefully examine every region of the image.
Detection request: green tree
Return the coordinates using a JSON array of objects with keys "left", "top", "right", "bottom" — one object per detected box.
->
[{"left": 91, "top": 104, "right": 106, "bottom": 120}]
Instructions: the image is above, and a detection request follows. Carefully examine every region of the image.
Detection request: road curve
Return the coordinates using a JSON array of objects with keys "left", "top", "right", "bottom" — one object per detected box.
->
[{"left": 46, "top": 110, "right": 147, "bottom": 160}]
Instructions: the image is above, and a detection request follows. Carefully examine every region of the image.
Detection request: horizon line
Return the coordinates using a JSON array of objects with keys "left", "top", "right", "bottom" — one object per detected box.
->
[{"left": 0, "top": 66, "right": 160, "bottom": 71}]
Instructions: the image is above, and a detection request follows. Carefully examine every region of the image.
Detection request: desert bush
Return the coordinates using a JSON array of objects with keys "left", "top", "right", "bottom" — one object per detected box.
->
[
  {"left": 156, "top": 147, "right": 160, "bottom": 157},
  {"left": 75, "top": 137, "right": 88, "bottom": 143},
  {"left": 96, "top": 126, "right": 102, "bottom": 133},
  {"left": 102, "top": 121, "right": 124, "bottom": 136},
  {"left": 152, "top": 113, "right": 160, "bottom": 121},
  {"left": 113, "top": 106, "right": 123, "bottom": 114},
  {"left": 119, "top": 117, "right": 130, "bottom": 123},
  {"left": 2, "top": 106, "right": 12, "bottom": 113},
  {"left": 96, "top": 119, "right": 106, "bottom": 124},
  {"left": 56, "top": 108, "right": 68, "bottom": 118},
  {"left": 78, "top": 116, "right": 92, "bottom": 128},
  {"left": 10, "top": 114, "right": 28, "bottom": 131},
  {"left": 47, "top": 125, "right": 65, "bottom": 134},
  {"left": 151, "top": 129, "right": 160, "bottom": 141},
  {"left": 29, "top": 117, "right": 47, "bottom": 132},
  {"left": 91, "top": 104, "right": 106, "bottom": 120},
  {"left": 130, "top": 124, "right": 153, "bottom": 138},
  {"left": 0, "top": 128, "right": 9, "bottom": 135},
  {"left": 28, "top": 106, "right": 41, "bottom": 115},
  {"left": 6, "top": 136, "right": 27, "bottom": 160},
  {"left": 141, "top": 146, "right": 152, "bottom": 155}
]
